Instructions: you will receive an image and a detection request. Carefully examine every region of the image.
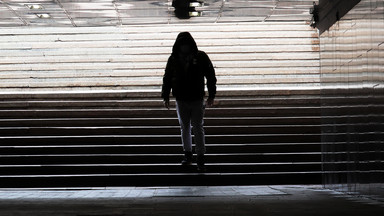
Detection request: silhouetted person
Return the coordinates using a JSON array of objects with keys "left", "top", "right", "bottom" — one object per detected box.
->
[{"left": 161, "top": 32, "right": 217, "bottom": 172}]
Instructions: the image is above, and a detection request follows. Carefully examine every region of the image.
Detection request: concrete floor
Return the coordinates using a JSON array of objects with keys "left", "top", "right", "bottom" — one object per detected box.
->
[{"left": 0, "top": 185, "right": 383, "bottom": 216}]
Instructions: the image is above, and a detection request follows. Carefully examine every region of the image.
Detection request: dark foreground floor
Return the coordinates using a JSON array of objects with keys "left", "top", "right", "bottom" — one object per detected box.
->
[{"left": 0, "top": 185, "right": 383, "bottom": 216}]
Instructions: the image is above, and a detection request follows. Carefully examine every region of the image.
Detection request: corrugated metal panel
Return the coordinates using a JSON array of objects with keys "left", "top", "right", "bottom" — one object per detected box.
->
[{"left": 0, "top": 22, "right": 319, "bottom": 92}]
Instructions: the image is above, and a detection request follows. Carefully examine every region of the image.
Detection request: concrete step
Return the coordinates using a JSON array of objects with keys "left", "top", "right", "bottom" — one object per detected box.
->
[
  {"left": 0, "top": 143, "right": 321, "bottom": 155},
  {"left": 0, "top": 125, "right": 320, "bottom": 136},
  {"left": 0, "top": 134, "right": 321, "bottom": 145},
  {"left": 0, "top": 117, "right": 321, "bottom": 127},
  {"left": 0, "top": 107, "right": 321, "bottom": 119},
  {"left": 0, "top": 163, "right": 322, "bottom": 175},
  {"left": 0, "top": 98, "right": 321, "bottom": 109},
  {"left": 0, "top": 153, "right": 321, "bottom": 165},
  {"left": 0, "top": 172, "right": 322, "bottom": 187},
  {"left": 0, "top": 89, "right": 321, "bottom": 98}
]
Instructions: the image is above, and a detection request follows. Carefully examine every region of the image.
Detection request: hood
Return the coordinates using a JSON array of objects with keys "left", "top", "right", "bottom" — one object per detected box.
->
[{"left": 172, "top": 32, "right": 198, "bottom": 56}]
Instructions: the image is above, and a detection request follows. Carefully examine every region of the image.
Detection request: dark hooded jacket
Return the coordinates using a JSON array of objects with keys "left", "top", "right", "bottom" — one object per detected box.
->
[{"left": 161, "top": 32, "right": 217, "bottom": 101}]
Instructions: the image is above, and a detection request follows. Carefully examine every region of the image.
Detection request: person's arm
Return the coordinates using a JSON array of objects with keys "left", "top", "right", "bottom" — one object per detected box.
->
[
  {"left": 202, "top": 52, "right": 217, "bottom": 106},
  {"left": 161, "top": 57, "right": 173, "bottom": 109}
]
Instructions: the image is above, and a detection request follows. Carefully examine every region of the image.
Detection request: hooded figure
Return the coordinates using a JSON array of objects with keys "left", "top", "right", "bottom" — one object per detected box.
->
[
  {"left": 161, "top": 32, "right": 217, "bottom": 172},
  {"left": 162, "top": 32, "right": 216, "bottom": 101}
]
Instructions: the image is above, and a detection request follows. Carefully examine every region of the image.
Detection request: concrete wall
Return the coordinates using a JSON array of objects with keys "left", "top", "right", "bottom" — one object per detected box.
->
[{"left": 320, "top": 0, "right": 384, "bottom": 198}]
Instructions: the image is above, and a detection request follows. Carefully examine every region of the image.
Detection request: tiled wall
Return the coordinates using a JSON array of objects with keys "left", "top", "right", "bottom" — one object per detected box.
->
[{"left": 320, "top": 0, "right": 384, "bottom": 197}]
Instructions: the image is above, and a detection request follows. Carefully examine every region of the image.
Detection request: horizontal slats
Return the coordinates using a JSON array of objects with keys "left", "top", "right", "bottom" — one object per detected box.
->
[
  {"left": 0, "top": 59, "right": 320, "bottom": 71},
  {"left": 0, "top": 31, "right": 318, "bottom": 42},
  {"left": 0, "top": 23, "right": 316, "bottom": 35},
  {"left": 0, "top": 52, "right": 319, "bottom": 63},
  {"left": 0, "top": 39, "right": 319, "bottom": 51},
  {"left": 0, "top": 22, "right": 319, "bottom": 92},
  {"left": 0, "top": 76, "right": 320, "bottom": 89}
]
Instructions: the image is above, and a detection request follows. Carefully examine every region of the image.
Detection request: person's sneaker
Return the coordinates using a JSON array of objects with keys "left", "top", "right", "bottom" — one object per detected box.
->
[
  {"left": 181, "top": 151, "right": 193, "bottom": 166},
  {"left": 197, "top": 155, "right": 206, "bottom": 172}
]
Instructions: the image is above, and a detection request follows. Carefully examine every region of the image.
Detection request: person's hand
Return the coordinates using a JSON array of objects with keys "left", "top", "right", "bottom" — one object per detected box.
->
[
  {"left": 163, "top": 99, "right": 170, "bottom": 110},
  {"left": 206, "top": 98, "right": 214, "bottom": 107}
]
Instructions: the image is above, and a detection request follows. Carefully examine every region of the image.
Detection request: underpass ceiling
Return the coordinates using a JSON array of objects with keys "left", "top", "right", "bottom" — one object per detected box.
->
[{"left": 0, "top": 0, "right": 318, "bottom": 27}]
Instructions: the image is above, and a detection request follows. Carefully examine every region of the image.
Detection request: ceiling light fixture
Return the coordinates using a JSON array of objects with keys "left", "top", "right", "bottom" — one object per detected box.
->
[
  {"left": 172, "top": 0, "right": 204, "bottom": 19},
  {"left": 189, "top": 11, "right": 202, "bottom": 17},
  {"left": 26, "top": 4, "right": 44, "bottom": 10},
  {"left": 36, "top": 13, "right": 51, "bottom": 19},
  {"left": 189, "top": 2, "right": 203, "bottom": 7}
]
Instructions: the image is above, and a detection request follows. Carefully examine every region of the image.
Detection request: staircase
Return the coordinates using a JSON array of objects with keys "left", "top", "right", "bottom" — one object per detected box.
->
[
  {"left": 0, "top": 22, "right": 321, "bottom": 187},
  {"left": 0, "top": 89, "right": 321, "bottom": 188}
]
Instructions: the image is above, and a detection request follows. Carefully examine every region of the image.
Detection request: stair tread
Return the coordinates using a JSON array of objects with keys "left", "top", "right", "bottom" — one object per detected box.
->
[
  {"left": 0, "top": 153, "right": 321, "bottom": 157},
  {"left": 0, "top": 89, "right": 321, "bottom": 98},
  {"left": 0, "top": 106, "right": 321, "bottom": 110},
  {"left": 0, "top": 162, "right": 322, "bottom": 167},
  {"left": 0, "top": 143, "right": 321, "bottom": 147},
  {"left": 0, "top": 171, "right": 323, "bottom": 177},
  {"left": 0, "top": 125, "right": 321, "bottom": 128},
  {"left": 0, "top": 116, "right": 321, "bottom": 122},
  {"left": 0, "top": 134, "right": 321, "bottom": 139}
]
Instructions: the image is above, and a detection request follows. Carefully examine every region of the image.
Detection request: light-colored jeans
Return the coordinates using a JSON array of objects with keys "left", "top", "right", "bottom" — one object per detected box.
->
[{"left": 176, "top": 100, "right": 206, "bottom": 156}]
